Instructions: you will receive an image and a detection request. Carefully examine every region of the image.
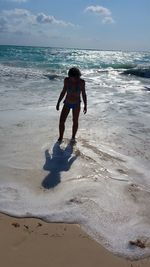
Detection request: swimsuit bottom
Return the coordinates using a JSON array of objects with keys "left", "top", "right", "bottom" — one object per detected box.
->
[{"left": 63, "top": 100, "right": 80, "bottom": 109}]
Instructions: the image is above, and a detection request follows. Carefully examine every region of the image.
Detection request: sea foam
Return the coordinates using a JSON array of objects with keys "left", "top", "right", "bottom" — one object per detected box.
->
[{"left": 0, "top": 46, "right": 150, "bottom": 260}]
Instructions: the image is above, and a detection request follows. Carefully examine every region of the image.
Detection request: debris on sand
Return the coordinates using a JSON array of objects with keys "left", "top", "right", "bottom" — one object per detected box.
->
[{"left": 129, "top": 239, "right": 146, "bottom": 248}]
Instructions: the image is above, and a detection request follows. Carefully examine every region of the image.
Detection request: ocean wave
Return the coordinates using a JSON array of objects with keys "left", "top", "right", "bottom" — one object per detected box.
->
[
  {"left": 104, "top": 63, "right": 136, "bottom": 70},
  {"left": 43, "top": 74, "right": 61, "bottom": 80},
  {"left": 0, "top": 64, "right": 62, "bottom": 80},
  {"left": 122, "top": 67, "right": 150, "bottom": 78}
]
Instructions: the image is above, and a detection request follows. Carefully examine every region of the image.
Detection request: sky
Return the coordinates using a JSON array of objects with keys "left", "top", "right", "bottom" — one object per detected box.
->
[{"left": 0, "top": 0, "right": 149, "bottom": 51}]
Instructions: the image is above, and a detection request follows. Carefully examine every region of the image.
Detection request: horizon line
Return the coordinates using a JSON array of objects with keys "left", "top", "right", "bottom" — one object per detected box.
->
[{"left": 0, "top": 43, "right": 149, "bottom": 53}]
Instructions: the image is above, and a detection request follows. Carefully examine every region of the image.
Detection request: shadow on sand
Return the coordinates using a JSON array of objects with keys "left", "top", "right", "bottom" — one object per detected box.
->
[{"left": 42, "top": 141, "right": 77, "bottom": 189}]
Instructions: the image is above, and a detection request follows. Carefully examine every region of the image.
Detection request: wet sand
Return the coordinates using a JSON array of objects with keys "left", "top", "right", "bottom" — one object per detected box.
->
[{"left": 0, "top": 213, "right": 149, "bottom": 267}]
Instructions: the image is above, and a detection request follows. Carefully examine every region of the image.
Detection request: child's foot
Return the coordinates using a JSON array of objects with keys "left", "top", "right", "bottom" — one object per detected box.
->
[
  {"left": 57, "top": 138, "right": 63, "bottom": 143},
  {"left": 70, "top": 138, "right": 76, "bottom": 144}
]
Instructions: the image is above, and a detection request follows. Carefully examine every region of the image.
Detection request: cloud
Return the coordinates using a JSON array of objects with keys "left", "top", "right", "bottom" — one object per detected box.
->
[
  {"left": 102, "top": 16, "right": 115, "bottom": 24},
  {"left": 6, "top": 0, "right": 28, "bottom": 2},
  {"left": 7, "top": 0, "right": 28, "bottom": 4},
  {"left": 36, "top": 13, "right": 74, "bottom": 26},
  {"left": 0, "top": 17, "right": 8, "bottom": 33},
  {"left": 85, "top": 5, "right": 115, "bottom": 24},
  {"left": 1, "top": 9, "right": 35, "bottom": 29},
  {"left": 0, "top": 8, "right": 73, "bottom": 34},
  {"left": 85, "top": 5, "right": 111, "bottom": 16},
  {"left": 2, "top": 8, "right": 32, "bottom": 17}
]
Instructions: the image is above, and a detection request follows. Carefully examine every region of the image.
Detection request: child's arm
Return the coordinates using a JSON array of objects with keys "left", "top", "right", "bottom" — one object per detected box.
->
[
  {"left": 81, "top": 80, "right": 87, "bottom": 114},
  {"left": 56, "top": 78, "right": 67, "bottom": 110}
]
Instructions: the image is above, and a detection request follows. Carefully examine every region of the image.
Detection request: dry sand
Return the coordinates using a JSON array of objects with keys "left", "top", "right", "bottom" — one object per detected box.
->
[{"left": 0, "top": 213, "right": 149, "bottom": 267}]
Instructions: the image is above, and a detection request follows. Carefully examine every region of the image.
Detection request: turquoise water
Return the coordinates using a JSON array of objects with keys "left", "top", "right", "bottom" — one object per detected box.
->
[
  {"left": 0, "top": 45, "right": 150, "bottom": 72},
  {"left": 0, "top": 45, "right": 150, "bottom": 260}
]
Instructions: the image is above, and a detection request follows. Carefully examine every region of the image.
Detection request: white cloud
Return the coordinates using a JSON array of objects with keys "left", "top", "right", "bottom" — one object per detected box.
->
[
  {"left": 2, "top": 8, "right": 32, "bottom": 18},
  {"left": 1, "top": 9, "right": 35, "bottom": 30},
  {"left": 36, "top": 13, "right": 54, "bottom": 24},
  {"left": 0, "top": 8, "right": 73, "bottom": 34},
  {"left": 36, "top": 13, "right": 74, "bottom": 26},
  {"left": 85, "top": 5, "right": 111, "bottom": 16},
  {"left": 6, "top": 0, "right": 28, "bottom": 2},
  {"left": 0, "top": 17, "right": 8, "bottom": 32},
  {"left": 85, "top": 5, "right": 115, "bottom": 24},
  {"left": 102, "top": 16, "right": 115, "bottom": 24}
]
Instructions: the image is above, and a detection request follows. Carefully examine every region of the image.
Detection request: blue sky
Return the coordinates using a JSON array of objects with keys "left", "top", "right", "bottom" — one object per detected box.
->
[{"left": 0, "top": 0, "right": 149, "bottom": 51}]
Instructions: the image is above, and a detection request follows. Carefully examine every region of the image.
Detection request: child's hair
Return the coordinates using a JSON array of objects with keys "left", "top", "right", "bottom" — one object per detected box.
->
[{"left": 68, "top": 67, "right": 81, "bottom": 78}]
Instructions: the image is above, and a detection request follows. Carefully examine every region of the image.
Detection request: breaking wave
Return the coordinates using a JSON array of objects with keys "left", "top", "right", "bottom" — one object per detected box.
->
[{"left": 123, "top": 67, "right": 150, "bottom": 78}]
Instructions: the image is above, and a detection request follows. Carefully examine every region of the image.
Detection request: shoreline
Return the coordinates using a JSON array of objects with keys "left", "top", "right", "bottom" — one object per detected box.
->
[{"left": 0, "top": 212, "right": 149, "bottom": 267}]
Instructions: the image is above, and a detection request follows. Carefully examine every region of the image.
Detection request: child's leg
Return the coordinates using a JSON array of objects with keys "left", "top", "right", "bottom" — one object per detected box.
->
[
  {"left": 72, "top": 105, "right": 80, "bottom": 140},
  {"left": 58, "top": 105, "right": 70, "bottom": 141}
]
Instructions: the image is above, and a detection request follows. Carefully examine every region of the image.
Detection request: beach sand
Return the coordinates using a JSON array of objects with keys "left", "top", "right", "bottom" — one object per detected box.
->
[{"left": 0, "top": 213, "right": 149, "bottom": 267}]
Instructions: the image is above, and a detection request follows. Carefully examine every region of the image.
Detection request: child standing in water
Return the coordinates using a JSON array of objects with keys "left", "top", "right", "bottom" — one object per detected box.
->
[{"left": 56, "top": 67, "right": 87, "bottom": 142}]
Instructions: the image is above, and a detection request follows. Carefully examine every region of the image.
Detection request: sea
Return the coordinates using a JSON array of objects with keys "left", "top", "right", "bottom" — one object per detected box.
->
[{"left": 0, "top": 45, "right": 150, "bottom": 260}]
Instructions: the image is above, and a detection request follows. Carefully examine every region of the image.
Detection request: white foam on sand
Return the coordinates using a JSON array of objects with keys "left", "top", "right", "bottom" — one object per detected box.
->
[
  {"left": 0, "top": 106, "right": 150, "bottom": 260},
  {"left": 0, "top": 65, "right": 150, "bottom": 260}
]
